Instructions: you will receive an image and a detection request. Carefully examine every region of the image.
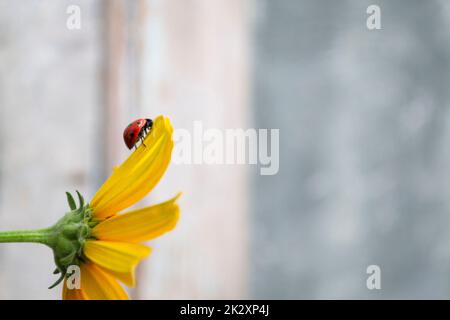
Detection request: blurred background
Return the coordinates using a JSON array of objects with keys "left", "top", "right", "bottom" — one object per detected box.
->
[{"left": 1, "top": 0, "right": 450, "bottom": 299}]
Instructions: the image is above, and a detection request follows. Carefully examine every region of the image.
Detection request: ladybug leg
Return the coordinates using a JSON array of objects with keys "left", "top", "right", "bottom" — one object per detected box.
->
[{"left": 141, "top": 137, "right": 147, "bottom": 148}]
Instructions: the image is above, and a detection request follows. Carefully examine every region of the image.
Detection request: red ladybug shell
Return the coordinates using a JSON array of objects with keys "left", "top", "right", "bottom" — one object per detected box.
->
[{"left": 123, "top": 118, "right": 148, "bottom": 149}]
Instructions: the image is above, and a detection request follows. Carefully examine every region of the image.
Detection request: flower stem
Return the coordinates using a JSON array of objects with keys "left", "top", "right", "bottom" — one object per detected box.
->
[{"left": 0, "top": 228, "right": 52, "bottom": 246}]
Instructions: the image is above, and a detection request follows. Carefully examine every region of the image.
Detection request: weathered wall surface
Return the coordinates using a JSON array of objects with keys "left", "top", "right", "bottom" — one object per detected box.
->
[
  {"left": 1, "top": 0, "right": 450, "bottom": 300},
  {"left": 0, "top": 0, "right": 250, "bottom": 299},
  {"left": 252, "top": 0, "right": 450, "bottom": 299}
]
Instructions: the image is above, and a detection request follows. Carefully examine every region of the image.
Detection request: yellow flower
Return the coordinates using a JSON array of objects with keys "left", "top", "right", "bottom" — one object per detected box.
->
[{"left": 63, "top": 115, "right": 180, "bottom": 300}]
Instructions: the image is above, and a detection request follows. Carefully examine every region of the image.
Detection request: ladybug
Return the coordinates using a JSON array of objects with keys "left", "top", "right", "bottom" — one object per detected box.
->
[{"left": 123, "top": 118, "right": 153, "bottom": 150}]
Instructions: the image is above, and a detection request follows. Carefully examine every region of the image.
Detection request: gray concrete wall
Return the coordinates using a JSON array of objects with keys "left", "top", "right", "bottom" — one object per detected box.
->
[{"left": 252, "top": 0, "right": 450, "bottom": 299}]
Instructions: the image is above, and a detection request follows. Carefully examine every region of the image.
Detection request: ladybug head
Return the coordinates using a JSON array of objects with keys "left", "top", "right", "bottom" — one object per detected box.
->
[{"left": 145, "top": 118, "right": 153, "bottom": 130}]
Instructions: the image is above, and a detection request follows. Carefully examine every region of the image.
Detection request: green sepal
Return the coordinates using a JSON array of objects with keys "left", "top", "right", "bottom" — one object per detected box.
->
[
  {"left": 48, "top": 272, "right": 66, "bottom": 290},
  {"left": 59, "top": 252, "right": 77, "bottom": 266},
  {"left": 76, "top": 190, "right": 84, "bottom": 212},
  {"left": 65, "top": 192, "right": 77, "bottom": 211}
]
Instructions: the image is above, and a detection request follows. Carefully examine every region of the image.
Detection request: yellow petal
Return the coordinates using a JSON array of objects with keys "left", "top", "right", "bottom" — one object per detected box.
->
[
  {"left": 62, "top": 279, "right": 86, "bottom": 300},
  {"left": 92, "top": 193, "right": 181, "bottom": 243},
  {"left": 62, "top": 264, "right": 129, "bottom": 300},
  {"left": 79, "top": 263, "right": 128, "bottom": 300},
  {"left": 83, "top": 240, "right": 151, "bottom": 286},
  {"left": 96, "top": 266, "right": 136, "bottom": 288},
  {"left": 90, "top": 116, "right": 174, "bottom": 219}
]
